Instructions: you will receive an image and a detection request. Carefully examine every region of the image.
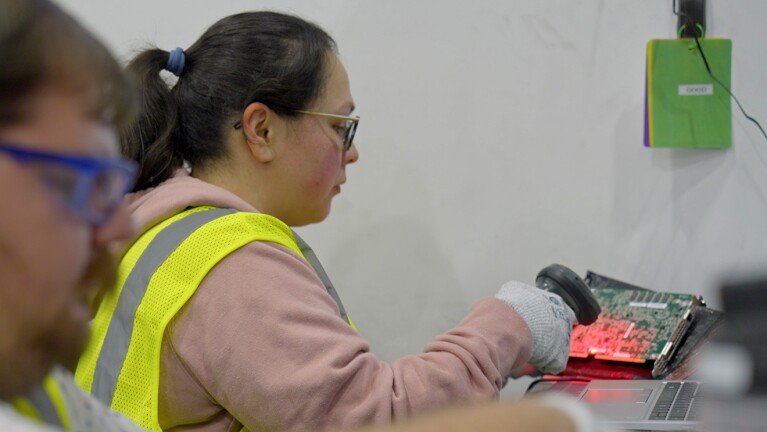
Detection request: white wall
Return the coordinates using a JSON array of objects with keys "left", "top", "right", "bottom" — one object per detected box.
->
[{"left": 59, "top": 0, "right": 767, "bottom": 395}]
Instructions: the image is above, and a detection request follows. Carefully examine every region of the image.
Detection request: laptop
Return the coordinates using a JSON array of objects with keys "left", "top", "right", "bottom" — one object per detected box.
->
[{"left": 527, "top": 379, "right": 704, "bottom": 431}]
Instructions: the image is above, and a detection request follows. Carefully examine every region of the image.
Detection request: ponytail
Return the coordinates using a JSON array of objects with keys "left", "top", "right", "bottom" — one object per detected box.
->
[{"left": 121, "top": 48, "right": 183, "bottom": 191}]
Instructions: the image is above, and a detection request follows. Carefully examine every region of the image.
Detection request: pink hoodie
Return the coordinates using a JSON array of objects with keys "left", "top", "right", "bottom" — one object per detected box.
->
[{"left": 125, "top": 170, "right": 533, "bottom": 432}]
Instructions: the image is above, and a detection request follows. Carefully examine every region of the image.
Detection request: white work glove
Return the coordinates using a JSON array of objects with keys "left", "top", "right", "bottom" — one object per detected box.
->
[{"left": 495, "top": 280, "right": 577, "bottom": 374}]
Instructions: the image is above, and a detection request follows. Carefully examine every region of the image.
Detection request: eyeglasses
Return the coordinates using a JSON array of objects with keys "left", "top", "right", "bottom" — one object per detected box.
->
[
  {"left": 232, "top": 108, "right": 360, "bottom": 151},
  {"left": 296, "top": 110, "right": 359, "bottom": 151},
  {"left": 0, "top": 140, "right": 137, "bottom": 225}
]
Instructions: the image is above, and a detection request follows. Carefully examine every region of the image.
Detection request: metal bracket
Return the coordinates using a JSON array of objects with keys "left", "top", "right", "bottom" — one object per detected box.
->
[{"left": 675, "top": 0, "right": 706, "bottom": 38}]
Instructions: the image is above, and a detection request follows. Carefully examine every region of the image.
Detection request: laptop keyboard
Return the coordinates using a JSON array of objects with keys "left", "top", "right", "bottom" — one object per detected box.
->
[{"left": 649, "top": 382, "right": 702, "bottom": 421}]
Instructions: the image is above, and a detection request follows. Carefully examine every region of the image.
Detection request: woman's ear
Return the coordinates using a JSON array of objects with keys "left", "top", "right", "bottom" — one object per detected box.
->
[{"left": 240, "top": 102, "right": 277, "bottom": 163}]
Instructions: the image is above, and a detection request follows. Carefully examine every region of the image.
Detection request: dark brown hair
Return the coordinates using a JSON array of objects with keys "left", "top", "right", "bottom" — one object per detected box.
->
[
  {"left": 0, "top": 0, "right": 135, "bottom": 129},
  {"left": 122, "top": 11, "right": 338, "bottom": 191}
]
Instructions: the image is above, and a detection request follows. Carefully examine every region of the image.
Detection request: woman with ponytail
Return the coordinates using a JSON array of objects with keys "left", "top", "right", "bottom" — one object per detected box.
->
[{"left": 75, "top": 11, "right": 580, "bottom": 432}]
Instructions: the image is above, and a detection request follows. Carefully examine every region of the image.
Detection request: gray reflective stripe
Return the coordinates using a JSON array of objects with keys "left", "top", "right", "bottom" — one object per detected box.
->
[
  {"left": 91, "top": 208, "right": 235, "bottom": 406},
  {"left": 26, "top": 385, "right": 63, "bottom": 428},
  {"left": 292, "top": 232, "right": 350, "bottom": 324}
]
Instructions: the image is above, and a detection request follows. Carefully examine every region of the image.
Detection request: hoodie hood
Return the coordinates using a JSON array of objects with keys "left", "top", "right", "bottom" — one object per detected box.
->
[{"left": 125, "top": 169, "right": 259, "bottom": 234}]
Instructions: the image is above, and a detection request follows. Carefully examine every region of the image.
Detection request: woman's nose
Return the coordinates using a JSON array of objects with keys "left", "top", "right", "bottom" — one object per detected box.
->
[{"left": 345, "top": 142, "right": 359, "bottom": 164}]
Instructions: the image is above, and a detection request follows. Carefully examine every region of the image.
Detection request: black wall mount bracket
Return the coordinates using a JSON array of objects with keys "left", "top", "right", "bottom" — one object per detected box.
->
[{"left": 675, "top": 0, "right": 706, "bottom": 38}]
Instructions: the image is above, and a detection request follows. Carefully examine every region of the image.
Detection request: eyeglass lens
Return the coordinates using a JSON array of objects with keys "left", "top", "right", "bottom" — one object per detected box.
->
[
  {"left": 41, "top": 164, "right": 132, "bottom": 224},
  {"left": 344, "top": 120, "right": 358, "bottom": 151}
]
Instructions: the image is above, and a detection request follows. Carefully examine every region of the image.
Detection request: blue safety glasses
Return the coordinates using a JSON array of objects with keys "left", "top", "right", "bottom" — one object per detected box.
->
[{"left": 0, "top": 140, "right": 137, "bottom": 225}]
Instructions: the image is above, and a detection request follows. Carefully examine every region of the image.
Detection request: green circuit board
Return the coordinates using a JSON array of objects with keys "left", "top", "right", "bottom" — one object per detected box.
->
[{"left": 569, "top": 288, "right": 700, "bottom": 377}]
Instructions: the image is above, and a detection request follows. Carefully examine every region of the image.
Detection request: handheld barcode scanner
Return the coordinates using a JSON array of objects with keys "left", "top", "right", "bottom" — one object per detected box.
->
[
  {"left": 510, "top": 264, "right": 601, "bottom": 378},
  {"left": 536, "top": 264, "right": 601, "bottom": 325}
]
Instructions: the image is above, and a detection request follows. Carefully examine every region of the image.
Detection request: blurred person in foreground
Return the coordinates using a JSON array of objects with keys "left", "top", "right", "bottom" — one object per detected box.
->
[{"left": 0, "top": 0, "right": 142, "bottom": 429}]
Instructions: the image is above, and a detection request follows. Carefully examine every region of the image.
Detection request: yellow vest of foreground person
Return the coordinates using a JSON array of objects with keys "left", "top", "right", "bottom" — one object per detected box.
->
[
  {"left": 13, "top": 371, "right": 71, "bottom": 431},
  {"left": 13, "top": 365, "right": 144, "bottom": 432},
  {"left": 75, "top": 206, "right": 355, "bottom": 431}
]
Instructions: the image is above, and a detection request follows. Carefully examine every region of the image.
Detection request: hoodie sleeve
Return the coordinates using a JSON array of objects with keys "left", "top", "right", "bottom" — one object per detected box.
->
[{"left": 158, "top": 240, "right": 533, "bottom": 432}]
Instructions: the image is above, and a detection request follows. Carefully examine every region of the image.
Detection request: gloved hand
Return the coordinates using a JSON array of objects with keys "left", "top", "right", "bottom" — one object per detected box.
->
[{"left": 496, "top": 280, "right": 577, "bottom": 374}]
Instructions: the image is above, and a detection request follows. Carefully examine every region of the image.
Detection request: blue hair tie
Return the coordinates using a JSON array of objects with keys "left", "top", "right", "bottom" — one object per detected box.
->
[{"left": 165, "top": 47, "right": 186, "bottom": 76}]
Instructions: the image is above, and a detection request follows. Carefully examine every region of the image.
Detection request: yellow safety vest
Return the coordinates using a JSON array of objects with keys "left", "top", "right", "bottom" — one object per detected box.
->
[
  {"left": 12, "top": 371, "right": 71, "bottom": 431},
  {"left": 75, "top": 206, "right": 354, "bottom": 431}
]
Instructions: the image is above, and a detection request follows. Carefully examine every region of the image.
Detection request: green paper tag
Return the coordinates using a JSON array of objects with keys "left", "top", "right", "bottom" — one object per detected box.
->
[{"left": 645, "top": 38, "right": 732, "bottom": 148}]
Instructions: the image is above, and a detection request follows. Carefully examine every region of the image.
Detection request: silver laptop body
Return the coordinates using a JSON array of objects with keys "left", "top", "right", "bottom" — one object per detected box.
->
[{"left": 536, "top": 379, "right": 703, "bottom": 431}]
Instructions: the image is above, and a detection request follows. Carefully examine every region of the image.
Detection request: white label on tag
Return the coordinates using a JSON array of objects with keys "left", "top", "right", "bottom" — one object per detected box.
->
[{"left": 678, "top": 84, "right": 714, "bottom": 96}]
